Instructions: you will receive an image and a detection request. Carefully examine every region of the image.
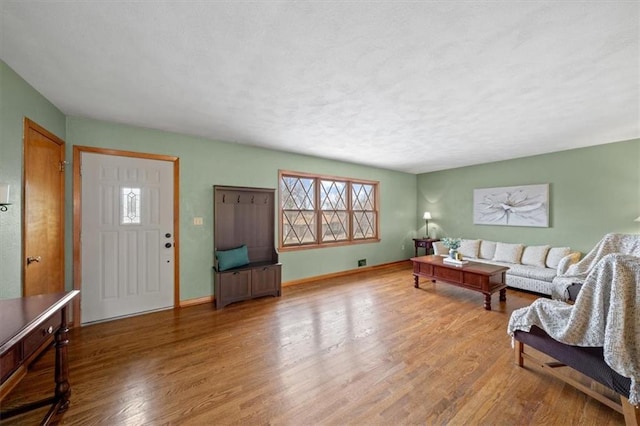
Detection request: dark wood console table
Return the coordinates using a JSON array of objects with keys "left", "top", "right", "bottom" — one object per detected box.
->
[
  {"left": 0, "top": 290, "right": 79, "bottom": 424},
  {"left": 413, "top": 238, "right": 439, "bottom": 257}
]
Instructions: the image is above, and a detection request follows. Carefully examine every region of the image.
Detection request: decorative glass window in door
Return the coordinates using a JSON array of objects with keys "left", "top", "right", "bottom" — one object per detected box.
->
[{"left": 121, "top": 187, "right": 141, "bottom": 224}]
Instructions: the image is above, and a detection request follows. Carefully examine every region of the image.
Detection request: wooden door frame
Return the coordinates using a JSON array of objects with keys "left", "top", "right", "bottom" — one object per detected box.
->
[
  {"left": 72, "top": 146, "right": 180, "bottom": 326},
  {"left": 23, "top": 118, "right": 65, "bottom": 295}
]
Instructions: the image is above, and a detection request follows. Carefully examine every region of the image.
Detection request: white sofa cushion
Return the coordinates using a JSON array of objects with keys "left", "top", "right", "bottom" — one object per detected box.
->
[
  {"left": 473, "top": 258, "right": 559, "bottom": 282},
  {"left": 556, "top": 252, "right": 582, "bottom": 275},
  {"left": 507, "top": 264, "right": 557, "bottom": 282},
  {"left": 493, "top": 242, "right": 524, "bottom": 264},
  {"left": 521, "top": 245, "right": 551, "bottom": 268},
  {"left": 432, "top": 241, "right": 447, "bottom": 256},
  {"left": 459, "top": 239, "right": 480, "bottom": 259},
  {"left": 479, "top": 240, "right": 497, "bottom": 260},
  {"left": 546, "top": 247, "right": 571, "bottom": 269}
]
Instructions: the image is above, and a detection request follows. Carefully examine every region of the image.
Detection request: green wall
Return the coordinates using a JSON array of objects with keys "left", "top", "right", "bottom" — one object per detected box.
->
[
  {"left": 417, "top": 139, "right": 640, "bottom": 254},
  {"left": 0, "top": 61, "right": 67, "bottom": 299},
  {"left": 4, "top": 58, "right": 639, "bottom": 303},
  {"left": 66, "top": 117, "right": 418, "bottom": 301},
  {"left": 1, "top": 58, "right": 417, "bottom": 302}
]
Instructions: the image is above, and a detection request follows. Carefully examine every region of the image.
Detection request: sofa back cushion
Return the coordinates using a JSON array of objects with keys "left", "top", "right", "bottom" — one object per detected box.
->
[
  {"left": 459, "top": 239, "right": 480, "bottom": 259},
  {"left": 493, "top": 242, "right": 524, "bottom": 264},
  {"left": 521, "top": 245, "right": 551, "bottom": 268},
  {"left": 432, "top": 241, "right": 447, "bottom": 256},
  {"left": 546, "top": 247, "right": 571, "bottom": 269},
  {"left": 479, "top": 240, "right": 497, "bottom": 260}
]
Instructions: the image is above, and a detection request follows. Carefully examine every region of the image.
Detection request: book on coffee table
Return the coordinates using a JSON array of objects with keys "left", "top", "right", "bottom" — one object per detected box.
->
[{"left": 443, "top": 257, "right": 469, "bottom": 267}]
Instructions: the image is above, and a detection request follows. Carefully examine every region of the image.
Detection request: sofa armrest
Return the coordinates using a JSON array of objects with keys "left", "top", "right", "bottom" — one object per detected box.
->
[{"left": 556, "top": 252, "right": 581, "bottom": 275}]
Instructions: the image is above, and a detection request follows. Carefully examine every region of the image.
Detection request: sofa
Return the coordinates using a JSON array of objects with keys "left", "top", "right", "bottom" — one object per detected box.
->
[{"left": 432, "top": 239, "right": 581, "bottom": 296}]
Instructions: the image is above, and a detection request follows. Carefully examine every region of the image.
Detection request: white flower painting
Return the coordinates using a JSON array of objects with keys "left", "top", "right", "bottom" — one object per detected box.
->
[{"left": 473, "top": 184, "right": 549, "bottom": 227}]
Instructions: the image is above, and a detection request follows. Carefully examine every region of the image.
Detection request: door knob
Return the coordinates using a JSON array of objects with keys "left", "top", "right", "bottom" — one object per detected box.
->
[{"left": 27, "top": 256, "right": 42, "bottom": 265}]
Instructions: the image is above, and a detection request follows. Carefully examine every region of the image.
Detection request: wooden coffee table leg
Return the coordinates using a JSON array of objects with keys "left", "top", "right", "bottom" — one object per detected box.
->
[
  {"left": 483, "top": 293, "right": 492, "bottom": 310},
  {"left": 499, "top": 288, "right": 507, "bottom": 302}
]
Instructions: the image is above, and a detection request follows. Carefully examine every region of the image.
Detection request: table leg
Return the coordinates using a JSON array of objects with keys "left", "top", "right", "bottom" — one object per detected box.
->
[
  {"left": 499, "top": 288, "right": 507, "bottom": 302},
  {"left": 483, "top": 293, "right": 492, "bottom": 310},
  {"left": 414, "top": 275, "right": 419, "bottom": 288},
  {"left": 41, "top": 306, "right": 72, "bottom": 425},
  {"left": 54, "top": 306, "right": 71, "bottom": 413}
]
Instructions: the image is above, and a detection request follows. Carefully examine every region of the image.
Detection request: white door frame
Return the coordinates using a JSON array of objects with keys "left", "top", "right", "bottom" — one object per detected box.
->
[{"left": 72, "top": 146, "right": 180, "bottom": 326}]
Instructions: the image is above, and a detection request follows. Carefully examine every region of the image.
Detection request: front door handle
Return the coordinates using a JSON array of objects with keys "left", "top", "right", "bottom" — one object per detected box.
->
[{"left": 27, "top": 256, "right": 42, "bottom": 265}]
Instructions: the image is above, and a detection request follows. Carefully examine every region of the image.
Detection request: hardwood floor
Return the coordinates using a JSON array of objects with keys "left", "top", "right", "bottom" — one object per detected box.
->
[{"left": 2, "top": 262, "right": 624, "bottom": 425}]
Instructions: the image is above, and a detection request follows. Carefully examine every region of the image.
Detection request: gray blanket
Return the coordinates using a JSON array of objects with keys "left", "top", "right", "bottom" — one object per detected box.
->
[
  {"left": 552, "top": 233, "right": 640, "bottom": 300},
  {"left": 508, "top": 253, "right": 640, "bottom": 405}
]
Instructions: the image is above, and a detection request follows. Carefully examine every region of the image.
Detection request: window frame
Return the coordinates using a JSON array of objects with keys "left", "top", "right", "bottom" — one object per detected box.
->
[{"left": 278, "top": 170, "right": 380, "bottom": 251}]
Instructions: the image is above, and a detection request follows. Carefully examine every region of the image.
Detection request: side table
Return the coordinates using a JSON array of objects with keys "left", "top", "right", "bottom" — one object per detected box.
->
[
  {"left": 0, "top": 290, "right": 79, "bottom": 425},
  {"left": 413, "top": 238, "right": 440, "bottom": 257}
]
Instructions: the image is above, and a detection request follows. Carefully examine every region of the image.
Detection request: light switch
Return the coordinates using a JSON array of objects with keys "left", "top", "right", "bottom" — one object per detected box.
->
[{"left": 193, "top": 217, "right": 203, "bottom": 225}]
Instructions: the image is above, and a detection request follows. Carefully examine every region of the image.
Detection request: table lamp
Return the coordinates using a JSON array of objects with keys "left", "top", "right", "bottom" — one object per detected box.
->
[{"left": 423, "top": 211, "right": 432, "bottom": 238}]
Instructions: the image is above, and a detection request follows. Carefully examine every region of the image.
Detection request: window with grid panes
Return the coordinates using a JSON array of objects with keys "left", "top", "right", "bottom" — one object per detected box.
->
[{"left": 279, "top": 171, "right": 379, "bottom": 249}]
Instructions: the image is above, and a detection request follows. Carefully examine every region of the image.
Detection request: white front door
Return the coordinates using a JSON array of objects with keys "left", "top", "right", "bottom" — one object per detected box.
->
[{"left": 81, "top": 152, "right": 175, "bottom": 324}]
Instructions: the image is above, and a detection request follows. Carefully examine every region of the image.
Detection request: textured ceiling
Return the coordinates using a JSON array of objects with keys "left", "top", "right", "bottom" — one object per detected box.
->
[{"left": 1, "top": 1, "right": 638, "bottom": 174}]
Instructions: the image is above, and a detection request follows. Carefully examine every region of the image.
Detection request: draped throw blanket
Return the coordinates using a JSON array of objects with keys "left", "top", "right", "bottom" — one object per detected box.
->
[
  {"left": 552, "top": 233, "right": 640, "bottom": 300},
  {"left": 508, "top": 253, "right": 640, "bottom": 405}
]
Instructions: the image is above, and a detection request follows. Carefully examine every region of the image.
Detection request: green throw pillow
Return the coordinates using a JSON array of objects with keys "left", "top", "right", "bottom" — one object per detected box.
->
[{"left": 216, "top": 245, "right": 250, "bottom": 271}]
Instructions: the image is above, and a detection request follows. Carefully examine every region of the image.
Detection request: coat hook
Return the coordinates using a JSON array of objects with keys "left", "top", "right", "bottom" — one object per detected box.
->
[{"left": 222, "top": 194, "right": 226, "bottom": 202}]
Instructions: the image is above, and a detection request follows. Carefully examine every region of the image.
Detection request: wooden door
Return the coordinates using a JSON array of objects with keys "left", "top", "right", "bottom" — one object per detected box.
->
[
  {"left": 80, "top": 152, "right": 176, "bottom": 323},
  {"left": 23, "top": 118, "right": 65, "bottom": 296}
]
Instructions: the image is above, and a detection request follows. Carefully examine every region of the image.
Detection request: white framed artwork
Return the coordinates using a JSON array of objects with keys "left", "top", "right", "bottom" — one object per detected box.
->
[{"left": 473, "top": 184, "right": 549, "bottom": 227}]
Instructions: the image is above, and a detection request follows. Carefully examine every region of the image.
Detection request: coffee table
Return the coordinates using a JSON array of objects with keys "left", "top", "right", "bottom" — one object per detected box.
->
[{"left": 410, "top": 255, "right": 509, "bottom": 310}]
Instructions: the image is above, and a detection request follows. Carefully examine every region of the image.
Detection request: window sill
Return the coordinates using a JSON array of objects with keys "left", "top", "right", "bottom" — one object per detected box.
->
[{"left": 279, "top": 238, "right": 381, "bottom": 252}]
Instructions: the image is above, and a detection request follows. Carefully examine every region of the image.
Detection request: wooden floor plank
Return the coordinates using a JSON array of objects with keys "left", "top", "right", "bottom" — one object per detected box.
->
[{"left": 1, "top": 262, "right": 625, "bottom": 425}]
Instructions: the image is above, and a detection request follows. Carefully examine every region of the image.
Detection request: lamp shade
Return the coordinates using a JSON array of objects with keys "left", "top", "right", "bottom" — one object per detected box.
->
[{"left": 423, "top": 212, "right": 432, "bottom": 220}]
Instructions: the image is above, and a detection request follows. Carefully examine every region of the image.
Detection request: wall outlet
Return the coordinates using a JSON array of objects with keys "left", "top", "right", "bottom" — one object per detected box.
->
[
  {"left": 193, "top": 217, "right": 203, "bottom": 225},
  {"left": 358, "top": 259, "right": 367, "bottom": 267}
]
